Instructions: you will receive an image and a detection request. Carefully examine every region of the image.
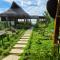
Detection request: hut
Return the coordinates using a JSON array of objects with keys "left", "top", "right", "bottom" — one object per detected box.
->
[
  {"left": 0, "top": 2, "right": 30, "bottom": 19},
  {"left": 0, "top": 2, "right": 31, "bottom": 28},
  {"left": 0, "top": 1, "right": 46, "bottom": 29}
]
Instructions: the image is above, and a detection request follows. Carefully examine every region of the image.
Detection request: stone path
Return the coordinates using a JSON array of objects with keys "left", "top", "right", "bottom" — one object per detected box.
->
[{"left": 2, "top": 29, "right": 32, "bottom": 60}]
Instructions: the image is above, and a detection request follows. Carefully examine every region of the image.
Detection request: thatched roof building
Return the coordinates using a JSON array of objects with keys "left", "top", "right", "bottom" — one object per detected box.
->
[
  {"left": 0, "top": 1, "right": 45, "bottom": 20},
  {"left": 0, "top": 2, "right": 30, "bottom": 19}
]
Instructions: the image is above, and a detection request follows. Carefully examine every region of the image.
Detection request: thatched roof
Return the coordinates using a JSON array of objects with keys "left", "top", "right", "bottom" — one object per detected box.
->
[
  {"left": 11, "top": 2, "right": 20, "bottom": 9},
  {"left": 0, "top": 2, "right": 45, "bottom": 19},
  {"left": 0, "top": 2, "right": 30, "bottom": 19}
]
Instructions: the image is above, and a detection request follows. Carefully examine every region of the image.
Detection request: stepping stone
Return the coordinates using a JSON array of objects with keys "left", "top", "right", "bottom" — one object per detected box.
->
[
  {"left": 13, "top": 44, "right": 26, "bottom": 49},
  {"left": 21, "top": 37, "right": 30, "bottom": 39},
  {"left": 18, "top": 40, "right": 28, "bottom": 42},
  {"left": 20, "top": 39, "right": 29, "bottom": 42},
  {"left": 10, "top": 49, "right": 23, "bottom": 55},
  {"left": 19, "top": 40, "right": 28, "bottom": 42},
  {"left": 17, "top": 41, "right": 28, "bottom": 44},
  {"left": 24, "top": 34, "right": 30, "bottom": 35},
  {"left": 25, "top": 33, "right": 31, "bottom": 34},
  {"left": 23, "top": 35, "right": 30, "bottom": 37},
  {"left": 2, "top": 55, "right": 20, "bottom": 60},
  {"left": 20, "top": 39, "right": 28, "bottom": 41},
  {"left": 20, "top": 39, "right": 29, "bottom": 41}
]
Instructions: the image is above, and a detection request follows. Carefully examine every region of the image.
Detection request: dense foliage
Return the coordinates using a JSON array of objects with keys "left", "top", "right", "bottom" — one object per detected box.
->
[
  {"left": 16, "top": 22, "right": 32, "bottom": 29},
  {"left": 0, "top": 21, "right": 7, "bottom": 30},
  {"left": 19, "top": 21, "right": 54, "bottom": 60},
  {"left": 19, "top": 14, "right": 59, "bottom": 60},
  {"left": 0, "top": 29, "right": 25, "bottom": 60}
]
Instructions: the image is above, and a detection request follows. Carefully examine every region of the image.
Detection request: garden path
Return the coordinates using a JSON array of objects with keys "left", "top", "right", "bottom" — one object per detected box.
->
[{"left": 2, "top": 29, "right": 32, "bottom": 60}]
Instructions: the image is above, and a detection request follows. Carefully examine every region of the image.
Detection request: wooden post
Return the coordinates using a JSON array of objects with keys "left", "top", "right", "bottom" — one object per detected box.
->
[
  {"left": 14, "top": 19, "right": 18, "bottom": 28},
  {"left": 30, "top": 19, "right": 31, "bottom": 23},
  {"left": 37, "top": 18, "right": 39, "bottom": 23},
  {"left": 24, "top": 19, "right": 25, "bottom": 22},
  {"left": 54, "top": 17, "right": 60, "bottom": 44},
  {"left": 54, "top": 0, "right": 60, "bottom": 44},
  {"left": 26, "top": 19, "right": 27, "bottom": 24}
]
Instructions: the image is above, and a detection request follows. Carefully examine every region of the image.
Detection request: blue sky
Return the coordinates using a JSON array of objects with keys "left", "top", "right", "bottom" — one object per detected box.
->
[{"left": 0, "top": 0, "right": 48, "bottom": 16}]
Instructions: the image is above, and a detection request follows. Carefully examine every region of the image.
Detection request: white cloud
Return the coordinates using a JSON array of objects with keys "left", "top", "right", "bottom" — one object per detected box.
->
[
  {"left": 25, "top": 1, "right": 32, "bottom": 5},
  {"left": 23, "top": 0, "right": 47, "bottom": 16},
  {"left": 0, "top": 8, "right": 9, "bottom": 13},
  {"left": 16, "top": 0, "right": 33, "bottom": 6},
  {"left": 24, "top": 6, "right": 42, "bottom": 16},
  {"left": 3, "top": 0, "right": 47, "bottom": 16}
]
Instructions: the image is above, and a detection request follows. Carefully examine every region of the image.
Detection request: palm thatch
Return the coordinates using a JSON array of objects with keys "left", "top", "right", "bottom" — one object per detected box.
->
[{"left": 0, "top": 2, "right": 30, "bottom": 19}]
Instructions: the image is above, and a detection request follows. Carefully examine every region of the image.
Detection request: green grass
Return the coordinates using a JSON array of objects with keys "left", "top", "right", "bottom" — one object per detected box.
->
[
  {"left": 19, "top": 21, "right": 60, "bottom": 60},
  {"left": 0, "top": 29, "right": 25, "bottom": 60},
  {"left": 19, "top": 30, "right": 54, "bottom": 60},
  {"left": 19, "top": 21, "right": 55, "bottom": 60}
]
